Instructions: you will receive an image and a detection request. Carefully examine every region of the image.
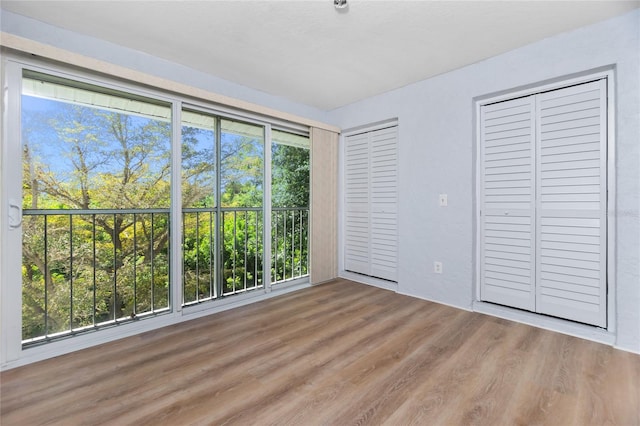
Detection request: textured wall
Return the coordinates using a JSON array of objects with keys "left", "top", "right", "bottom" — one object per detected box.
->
[{"left": 329, "top": 10, "right": 640, "bottom": 352}]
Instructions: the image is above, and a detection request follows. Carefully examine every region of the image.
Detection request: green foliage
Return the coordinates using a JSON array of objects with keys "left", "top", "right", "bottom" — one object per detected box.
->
[
  {"left": 270, "top": 144, "right": 310, "bottom": 282},
  {"left": 271, "top": 144, "right": 310, "bottom": 208},
  {"left": 220, "top": 134, "right": 264, "bottom": 208},
  {"left": 21, "top": 101, "right": 171, "bottom": 340},
  {"left": 271, "top": 209, "right": 309, "bottom": 283},
  {"left": 181, "top": 125, "right": 216, "bottom": 208},
  {"left": 21, "top": 96, "right": 310, "bottom": 343}
]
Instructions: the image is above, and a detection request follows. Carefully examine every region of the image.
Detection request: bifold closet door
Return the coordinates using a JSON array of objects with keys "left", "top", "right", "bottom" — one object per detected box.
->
[
  {"left": 480, "top": 97, "right": 536, "bottom": 311},
  {"left": 535, "top": 80, "right": 607, "bottom": 327},
  {"left": 344, "top": 127, "right": 398, "bottom": 281},
  {"left": 480, "top": 79, "right": 607, "bottom": 327}
]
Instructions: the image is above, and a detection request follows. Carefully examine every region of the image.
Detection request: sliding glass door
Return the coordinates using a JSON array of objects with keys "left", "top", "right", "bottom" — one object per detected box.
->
[
  {"left": 14, "top": 64, "right": 311, "bottom": 347},
  {"left": 21, "top": 70, "right": 172, "bottom": 343}
]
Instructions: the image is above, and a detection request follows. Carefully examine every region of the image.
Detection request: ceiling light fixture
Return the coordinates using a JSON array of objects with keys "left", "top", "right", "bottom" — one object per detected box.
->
[{"left": 334, "top": 0, "right": 348, "bottom": 10}]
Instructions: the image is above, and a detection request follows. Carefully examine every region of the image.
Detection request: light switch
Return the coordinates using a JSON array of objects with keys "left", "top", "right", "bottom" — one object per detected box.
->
[{"left": 439, "top": 194, "right": 448, "bottom": 207}]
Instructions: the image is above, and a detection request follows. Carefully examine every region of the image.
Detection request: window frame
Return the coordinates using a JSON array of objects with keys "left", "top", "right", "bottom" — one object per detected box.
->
[
  {"left": 1, "top": 53, "right": 312, "bottom": 369},
  {"left": 21, "top": 71, "right": 175, "bottom": 344},
  {"left": 271, "top": 130, "right": 311, "bottom": 284}
]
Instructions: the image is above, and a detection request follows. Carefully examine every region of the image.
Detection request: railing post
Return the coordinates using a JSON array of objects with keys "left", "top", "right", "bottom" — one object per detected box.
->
[{"left": 69, "top": 214, "right": 74, "bottom": 332}]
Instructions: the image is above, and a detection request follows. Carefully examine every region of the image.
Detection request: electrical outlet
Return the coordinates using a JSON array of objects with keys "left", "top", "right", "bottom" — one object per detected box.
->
[
  {"left": 434, "top": 261, "right": 443, "bottom": 274},
  {"left": 439, "top": 194, "right": 448, "bottom": 207}
]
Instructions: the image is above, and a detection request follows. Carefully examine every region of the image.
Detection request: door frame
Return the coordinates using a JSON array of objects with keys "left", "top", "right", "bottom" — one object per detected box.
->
[
  {"left": 473, "top": 67, "right": 616, "bottom": 333},
  {"left": 339, "top": 118, "right": 400, "bottom": 291}
]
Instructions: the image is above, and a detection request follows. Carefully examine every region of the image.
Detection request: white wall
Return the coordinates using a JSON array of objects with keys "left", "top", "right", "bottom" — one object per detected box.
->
[
  {"left": 329, "top": 10, "right": 640, "bottom": 353},
  {"left": 0, "top": 10, "right": 331, "bottom": 125},
  {"left": 2, "top": 8, "right": 638, "bottom": 353}
]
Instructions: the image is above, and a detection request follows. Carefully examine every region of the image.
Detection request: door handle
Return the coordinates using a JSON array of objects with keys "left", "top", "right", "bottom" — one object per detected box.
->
[{"left": 8, "top": 199, "right": 22, "bottom": 229}]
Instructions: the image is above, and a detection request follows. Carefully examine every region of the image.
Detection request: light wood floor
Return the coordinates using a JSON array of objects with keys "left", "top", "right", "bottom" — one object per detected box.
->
[{"left": 1, "top": 279, "right": 639, "bottom": 425}]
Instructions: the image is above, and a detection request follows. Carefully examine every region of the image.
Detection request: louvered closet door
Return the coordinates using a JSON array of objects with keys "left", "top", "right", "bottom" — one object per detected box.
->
[
  {"left": 344, "top": 127, "right": 398, "bottom": 281},
  {"left": 345, "top": 133, "right": 371, "bottom": 275},
  {"left": 480, "top": 97, "right": 536, "bottom": 311},
  {"left": 369, "top": 127, "right": 398, "bottom": 281},
  {"left": 535, "top": 80, "right": 607, "bottom": 327}
]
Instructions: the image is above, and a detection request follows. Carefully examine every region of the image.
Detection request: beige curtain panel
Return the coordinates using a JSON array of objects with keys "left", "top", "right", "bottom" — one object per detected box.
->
[{"left": 310, "top": 127, "right": 339, "bottom": 284}]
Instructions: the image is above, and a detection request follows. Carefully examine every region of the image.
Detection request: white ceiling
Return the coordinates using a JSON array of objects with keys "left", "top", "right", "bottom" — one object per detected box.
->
[{"left": 2, "top": 1, "right": 638, "bottom": 111}]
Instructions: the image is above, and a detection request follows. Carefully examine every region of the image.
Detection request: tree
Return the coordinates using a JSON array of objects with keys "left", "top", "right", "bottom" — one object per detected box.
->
[
  {"left": 20, "top": 93, "right": 310, "bottom": 341},
  {"left": 181, "top": 125, "right": 266, "bottom": 299},
  {"left": 271, "top": 144, "right": 310, "bottom": 208},
  {"left": 22, "top": 101, "right": 172, "bottom": 339},
  {"left": 271, "top": 143, "right": 310, "bottom": 281}
]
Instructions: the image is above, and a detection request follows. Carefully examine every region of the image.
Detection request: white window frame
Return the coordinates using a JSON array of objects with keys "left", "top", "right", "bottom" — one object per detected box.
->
[
  {"left": 473, "top": 68, "right": 616, "bottom": 342},
  {"left": 0, "top": 53, "right": 312, "bottom": 370}
]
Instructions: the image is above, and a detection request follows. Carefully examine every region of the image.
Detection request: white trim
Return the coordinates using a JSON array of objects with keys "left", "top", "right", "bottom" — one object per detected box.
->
[
  {"left": 182, "top": 97, "right": 308, "bottom": 136},
  {"left": 476, "top": 67, "right": 614, "bottom": 106},
  {"left": 342, "top": 118, "right": 398, "bottom": 137},
  {"left": 1, "top": 58, "right": 25, "bottom": 365},
  {"left": 181, "top": 288, "right": 269, "bottom": 317},
  {"left": 6, "top": 55, "right": 179, "bottom": 109},
  {"left": 397, "top": 291, "right": 474, "bottom": 313},
  {"left": 613, "top": 344, "right": 640, "bottom": 356},
  {"left": 473, "top": 300, "right": 615, "bottom": 346},
  {"left": 473, "top": 101, "right": 482, "bottom": 303},
  {"left": 171, "top": 102, "right": 184, "bottom": 313},
  {"left": 264, "top": 124, "right": 273, "bottom": 292},
  {"left": 271, "top": 276, "right": 310, "bottom": 291},
  {"left": 339, "top": 271, "right": 398, "bottom": 292},
  {"left": 473, "top": 68, "right": 616, "bottom": 335},
  {"left": 605, "top": 74, "right": 616, "bottom": 334}
]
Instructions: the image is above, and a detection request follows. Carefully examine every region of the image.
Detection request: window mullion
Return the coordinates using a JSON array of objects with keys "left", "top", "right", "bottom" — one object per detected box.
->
[
  {"left": 171, "top": 102, "right": 183, "bottom": 314},
  {"left": 264, "top": 125, "right": 272, "bottom": 292},
  {"left": 215, "top": 117, "right": 222, "bottom": 299}
]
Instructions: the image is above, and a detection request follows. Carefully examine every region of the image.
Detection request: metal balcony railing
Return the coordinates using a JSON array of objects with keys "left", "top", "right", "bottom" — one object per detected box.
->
[
  {"left": 271, "top": 207, "right": 309, "bottom": 284},
  {"left": 22, "top": 206, "right": 309, "bottom": 345},
  {"left": 182, "top": 207, "right": 265, "bottom": 304},
  {"left": 21, "top": 208, "right": 171, "bottom": 345},
  {"left": 182, "top": 206, "right": 310, "bottom": 303}
]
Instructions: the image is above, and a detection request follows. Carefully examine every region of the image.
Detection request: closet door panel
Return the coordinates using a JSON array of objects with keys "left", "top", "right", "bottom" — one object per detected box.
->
[
  {"left": 369, "top": 128, "right": 398, "bottom": 281},
  {"left": 344, "top": 133, "right": 371, "bottom": 275},
  {"left": 480, "top": 97, "right": 536, "bottom": 311},
  {"left": 535, "top": 80, "right": 607, "bottom": 327}
]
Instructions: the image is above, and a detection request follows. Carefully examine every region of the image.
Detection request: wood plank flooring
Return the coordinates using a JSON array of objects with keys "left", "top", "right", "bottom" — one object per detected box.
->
[{"left": 1, "top": 279, "right": 639, "bottom": 425}]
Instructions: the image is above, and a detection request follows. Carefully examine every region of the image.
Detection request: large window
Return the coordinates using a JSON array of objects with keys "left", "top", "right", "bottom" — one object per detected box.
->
[
  {"left": 21, "top": 71, "right": 172, "bottom": 343},
  {"left": 15, "top": 67, "right": 310, "bottom": 346},
  {"left": 181, "top": 112, "right": 267, "bottom": 304},
  {"left": 271, "top": 130, "right": 310, "bottom": 283},
  {"left": 220, "top": 119, "right": 265, "bottom": 294},
  {"left": 181, "top": 110, "right": 217, "bottom": 304}
]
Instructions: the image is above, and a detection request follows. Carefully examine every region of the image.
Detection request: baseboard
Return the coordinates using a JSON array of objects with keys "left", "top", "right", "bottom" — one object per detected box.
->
[
  {"left": 473, "top": 300, "right": 616, "bottom": 347},
  {"left": 339, "top": 271, "right": 398, "bottom": 291}
]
